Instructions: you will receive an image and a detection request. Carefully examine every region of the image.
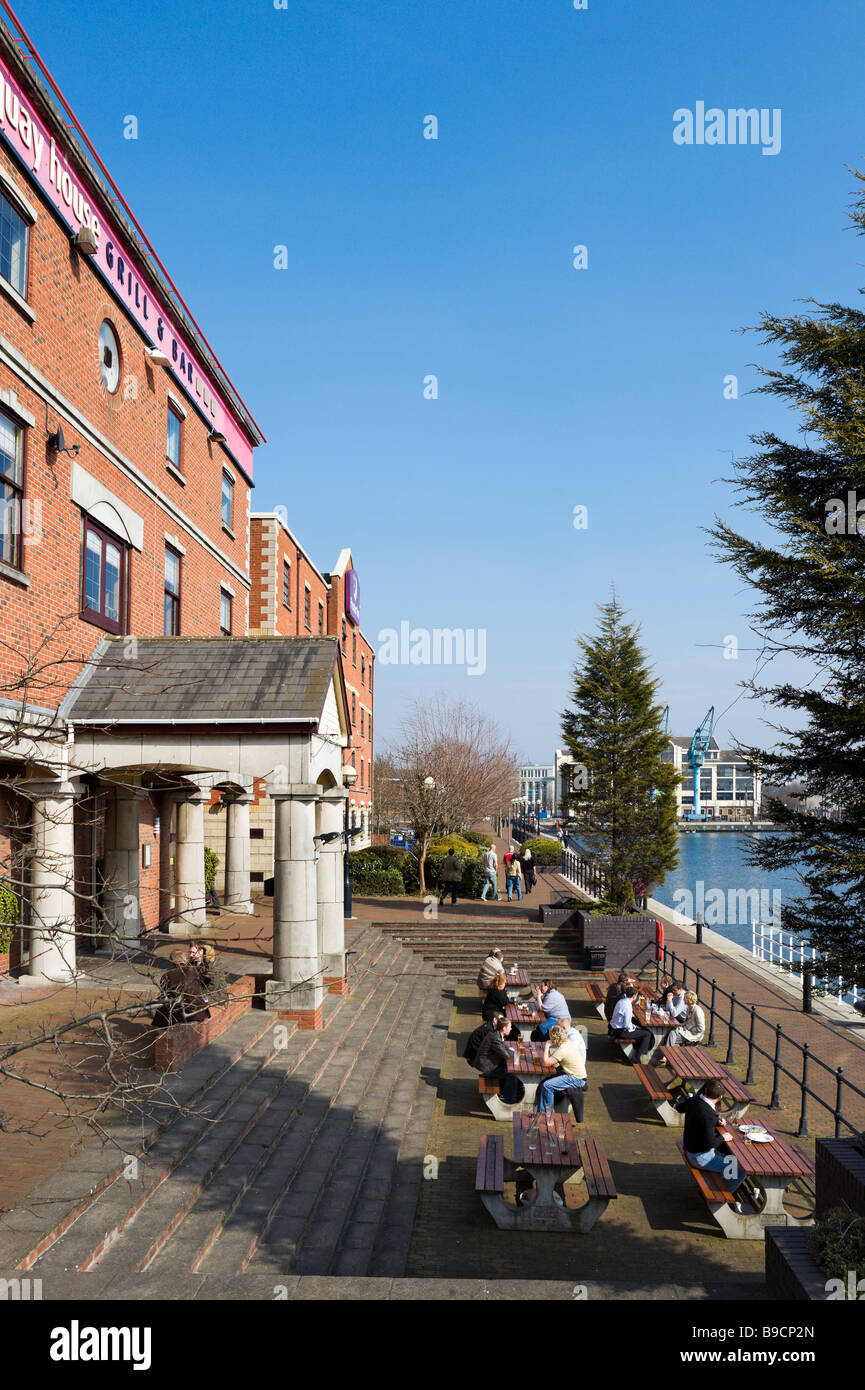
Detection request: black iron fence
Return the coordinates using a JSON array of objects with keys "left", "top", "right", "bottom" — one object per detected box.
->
[
  {"left": 560, "top": 847, "right": 607, "bottom": 900},
  {"left": 659, "top": 944, "right": 865, "bottom": 1141}
]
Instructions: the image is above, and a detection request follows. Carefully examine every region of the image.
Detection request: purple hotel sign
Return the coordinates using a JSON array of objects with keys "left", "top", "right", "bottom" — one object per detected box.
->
[{"left": 345, "top": 569, "right": 360, "bottom": 624}]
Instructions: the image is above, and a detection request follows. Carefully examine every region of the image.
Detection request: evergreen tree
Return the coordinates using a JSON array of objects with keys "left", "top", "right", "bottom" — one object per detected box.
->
[
  {"left": 710, "top": 172, "right": 865, "bottom": 991},
  {"left": 561, "top": 596, "right": 679, "bottom": 913}
]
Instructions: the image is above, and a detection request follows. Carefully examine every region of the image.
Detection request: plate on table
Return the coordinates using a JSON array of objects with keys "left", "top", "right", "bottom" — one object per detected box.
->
[{"left": 742, "top": 1128, "right": 774, "bottom": 1143}]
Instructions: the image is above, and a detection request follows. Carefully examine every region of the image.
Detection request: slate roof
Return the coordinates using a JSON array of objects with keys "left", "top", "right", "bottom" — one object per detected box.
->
[{"left": 61, "top": 637, "right": 342, "bottom": 724}]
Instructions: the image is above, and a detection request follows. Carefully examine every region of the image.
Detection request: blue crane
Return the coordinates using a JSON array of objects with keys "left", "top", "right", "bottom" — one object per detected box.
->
[{"left": 684, "top": 706, "right": 715, "bottom": 821}]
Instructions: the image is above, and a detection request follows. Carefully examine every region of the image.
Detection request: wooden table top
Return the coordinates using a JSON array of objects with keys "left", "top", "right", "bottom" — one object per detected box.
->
[
  {"left": 505, "top": 969, "right": 530, "bottom": 987},
  {"left": 513, "top": 1111, "right": 580, "bottom": 1167},
  {"left": 634, "top": 1003, "right": 674, "bottom": 1029},
  {"left": 505, "top": 1003, "right": 544, "bottom": 1025},
  {"left": 661, "top": 1044, "right": 727, "bottom": 1083},
  {"left": 719, "top": 1120, "right": 814, "bottom": 1180},
  {"left": 506, "top": 1041, "right": 558, "bottom": 1076}
]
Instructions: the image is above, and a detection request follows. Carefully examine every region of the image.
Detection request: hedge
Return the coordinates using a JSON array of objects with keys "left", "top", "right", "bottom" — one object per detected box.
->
[
  {"left": 349, "top": 849, "right": 407, "bottom": 896},
  {"left": 429, "top": 834, "right": 480, "bottom": 858},
  {"left": 460, "top": 830, "right": 494, "bottom": 848},
  {"left": 521, "top": 836, "right": 561, "bottom": 866},
  {"left": 204, "top": 847, "right": 219, "bottom": 893},
  {"left": 0, "top": 880, "right": 18, "bottom": 953}
]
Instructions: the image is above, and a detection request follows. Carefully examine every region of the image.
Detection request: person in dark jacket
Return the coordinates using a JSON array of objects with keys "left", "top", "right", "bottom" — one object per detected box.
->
[
  {"left": 520, "top": 847, "right": 537, "bottom": 893},
  {"left": 464, "top": 1017, "right": 496, "bottom": 1067},
  {"left": 438, "top": 848, "right": 462, "bottom": 906},
  {"left": 604, "top": 972, "right": 629, "bottom": 1022},
  {"left": 481, "top": 974, "right": 519, "bottom": 1037},
  {"left": 152, "top": 949, "right": 211, "bottom": 1028},
  {"left": 682, "top": 1080, "right": 748, "bottom": 1212},
  {"left": 474, "top": 1015, "right": 522, "bottom": 1102}
]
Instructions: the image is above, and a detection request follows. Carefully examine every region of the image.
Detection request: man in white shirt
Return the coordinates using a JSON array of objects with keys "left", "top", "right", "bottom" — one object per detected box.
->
[
  {"left": 480, "top": 847, "right": 499, "bottom": 902},
  {"left": 609, "top": 985, "right": 654, "bottom": 1060}
]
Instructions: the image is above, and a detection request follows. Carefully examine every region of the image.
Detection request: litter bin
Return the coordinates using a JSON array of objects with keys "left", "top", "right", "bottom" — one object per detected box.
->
[{"left": 584, "top": 945, "right": 607, "bottom": 972}]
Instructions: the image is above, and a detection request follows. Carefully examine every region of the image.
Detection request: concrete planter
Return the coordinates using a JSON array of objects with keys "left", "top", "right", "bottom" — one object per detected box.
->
[
  {"left": 815, "top": 1137, "right": 865, "bottom": 1220},
  {"left": 574, "top": 908, "right": 656, "bottom": 974},
  {"left": 765, "top": 1227, "right": 830, "bottom": 1301}
]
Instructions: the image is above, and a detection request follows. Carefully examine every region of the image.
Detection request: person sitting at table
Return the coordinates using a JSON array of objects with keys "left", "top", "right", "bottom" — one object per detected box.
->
[
  {"left": 563, "top": 1017, "right": 588, "bottom": 1066},
  {"left": 473, "top": 1013, "right": 523, "bottom": 1103},
  {"left": 604, "top": 971, "right": 630, "bottom": 1022},
  {"left": 668, "top": 990, "right": 705, "bottom": 1046},
  {"left": 609, "top": 985, "right": 654, "bottom": 1061},
  {"left": 481, "top": 973, "right": 519, "bottom": 1038},
  {"left": 464, "top": 1016, "right": 496, "bottom": 1068},
  {"left": 537, "top": 1024, "right": 587, "bottom": 1115},
  {"left": 661, "top": 980, "right": 687, "bottom": 1020},
  {"left": 530, "top": 979, "right": 569, "bottom": 1040},
  {"left": 477, "top": 947, "right": 504, "bottom": 993},
  {"left": 682, "top": 1079, "right": 748, "bottom": 1213}
]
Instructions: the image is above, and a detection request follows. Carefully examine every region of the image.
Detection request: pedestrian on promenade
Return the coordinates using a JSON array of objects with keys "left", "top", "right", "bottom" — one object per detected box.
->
[
  {"left": 506, "top": 854, "right": 523, "bottom": 901},
  {"left": 480, "top": 844, "right": 499, "bottom": 901},
  {"left": 668, "top": 990, "right": 706, "bottom": 1046},
  {"left": 438, "top": 847, "right": 462, "bottom": 906},
  {"left": 520, "top": 845, "right": 536, "bottom": 893}
]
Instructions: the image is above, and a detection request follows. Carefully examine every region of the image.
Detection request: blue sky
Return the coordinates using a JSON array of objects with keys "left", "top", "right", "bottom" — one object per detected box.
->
[{"left": 18, "top": 0, "right": 865, "bottom": 762}]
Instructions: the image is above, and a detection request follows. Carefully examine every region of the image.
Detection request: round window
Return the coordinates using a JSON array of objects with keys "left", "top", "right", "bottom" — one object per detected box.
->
[{"left": 98, "top": 320, "right": 121, "bottom": 394}]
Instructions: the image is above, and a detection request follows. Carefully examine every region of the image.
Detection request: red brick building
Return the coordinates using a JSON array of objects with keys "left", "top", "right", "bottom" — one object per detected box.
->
[
  {"left": 248, "top": 516, "right": 374, "bottom": 855},
  {"left": 0, "top": 13, "right": 355, "bottom": 1020}
]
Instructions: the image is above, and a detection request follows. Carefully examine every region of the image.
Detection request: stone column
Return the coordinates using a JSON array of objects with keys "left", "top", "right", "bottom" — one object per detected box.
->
[
  {"left": 25, "top": 779, "right": 79, "bottom": 981},
  {"left": 102, "top": 784, "right": 144, "bottom": 947},
  {"left": 224, "top": 793, "right": 253, "bottom": 913},
  {"left": 157, "top": 792, "right": 173, "bottom": 931},
  {"left": 317, "top": 791, "right": 346, "bottom": 994},
  {"left": 172, "top": 788, "right": 207, "bottom": 934},
  {"left": 266, "top": 784, "right": 322, "bottom": 1028}
]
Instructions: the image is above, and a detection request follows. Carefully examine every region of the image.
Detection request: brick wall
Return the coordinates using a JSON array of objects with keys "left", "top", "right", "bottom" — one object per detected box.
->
[
  {"left": 815, "top": 1138, "right": 865, "bottom": 1220},
  {"left": 0, "top": 136, "right": 255, "bottom": 708},
  {"left": 576, "top": 910, "right": 657, "bottom": 973}
]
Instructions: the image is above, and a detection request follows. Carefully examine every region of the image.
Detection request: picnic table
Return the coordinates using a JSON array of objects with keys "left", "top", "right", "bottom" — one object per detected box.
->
[
  {"left": 678, "top": 1118, "right": 814, "bottom": 1239},
  {"left": 632, "top": 1000, "right": 677, "bottom": 1063},
  {"left": 475, "top": 1114, "right": 617, "bottom": 1232},
  {"left": 503, "top": 968, "right": 530, "bottom": 1000},
  {"left": 505, "top": 1001, "right": 544, "bottom": 1039},
  {"left": 478, "top": 1041, "right": 557, "bottom": 1120},
  {"left": 660, "top": 1045, "right": 754, "bottom": 1120}
]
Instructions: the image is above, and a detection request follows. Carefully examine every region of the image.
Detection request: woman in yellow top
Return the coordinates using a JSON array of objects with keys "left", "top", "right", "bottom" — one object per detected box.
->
[{"left": 537, "top": 1023, "right": 587, "bottom": 1114}]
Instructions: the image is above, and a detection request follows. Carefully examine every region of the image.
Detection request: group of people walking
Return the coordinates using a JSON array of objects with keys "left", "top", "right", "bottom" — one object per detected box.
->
[{"left": 479, "top": 844, "right": 536, "bottom": 903}]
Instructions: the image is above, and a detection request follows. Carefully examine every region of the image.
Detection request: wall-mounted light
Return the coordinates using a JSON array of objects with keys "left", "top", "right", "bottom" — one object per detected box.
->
[
  {"left": 142, "top": 844, "right": 152, "bottom": 869},
  {"left": 47, "top": 424, "right": 80, "bottom": 458},
  {"left": 208, "top": 429, "right": 227, "bottom": 445},
  {"left": 71, "top": 225, "right": 98, "bottom": 255},
  {"left": 145, "top": 346, "right": 170, "bottom": 366}
]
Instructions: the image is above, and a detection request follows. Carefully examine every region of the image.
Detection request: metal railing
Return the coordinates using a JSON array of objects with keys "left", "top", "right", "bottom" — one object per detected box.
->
[
  {"left": 751, "top": 922, "right": 863, "bottom": 1010},
  {"left": 659, "top": 944, "right": 865, "bottom": 1140},
  {"left": 560, "top": 848, "right": 607, "bottom": 900}
]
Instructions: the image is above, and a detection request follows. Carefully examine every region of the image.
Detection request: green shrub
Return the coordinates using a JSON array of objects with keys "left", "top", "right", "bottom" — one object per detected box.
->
[
  {"left": 349, "top": 852, "right": 406, "bottom": 896},
  {"left": 810, "top": 1204, "right": 865, "bottom": 1283},
  {"left": 204, "top": 847, "right": 219, "bottom": 893},
  {"left": 423, "top": 852, "right": 486, "bottom": 898},
  {"left": 521, "top": 836, "right": 562, "bottom": 866},
  {"left": 429, "top": 834, "right": 480, "bottom": 858},
  {"left": 0, "top": 880, "right": 18, "bottom": 953},
  {"left": 354, "top": 844, "right": 407, "bottom": 869},
  {"left": 461, "top": 830, "right": 494, "bottom": 848}
]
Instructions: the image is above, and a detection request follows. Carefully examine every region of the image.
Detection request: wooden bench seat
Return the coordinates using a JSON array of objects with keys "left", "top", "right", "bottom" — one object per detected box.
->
[
  {"left": 677, "top": 1141, "right": 735, "bottom": 1206},
  {"left": 633, "top": 1062, "right": 680, "bottom": 1126},
  {"left": 476, "top": 1134, "right": 504, "bottom": 1195},
  {"left": 579, "top": 1137, "right": 617, "bottom": 1204},
  {"left": 585, "top": 981, "right": 608, "bottom": 1020},
  {"left": 478, "top": 1076, "right": 500, "bottom": 1096}
]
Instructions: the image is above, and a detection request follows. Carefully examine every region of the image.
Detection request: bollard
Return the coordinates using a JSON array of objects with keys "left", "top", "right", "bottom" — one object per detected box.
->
[
  {"left": 834, "top": 1067, "right": 844, "bottom": 1140},
  {"left": 695, "top": 911, "right": 703, "bottom": 945},
  {"left": 797, "top": 1044, "right": 810, "bottom": 1138},
  {"left": 803, "top": 966, "right": 813, "bottom": 1015},
  {"left": 726, "top": 992, "right": 736, "bottom": 1066},
  {"left": 746, "top": 1004, "right": 756, "bottom": 1084},
  {"left": 708, "top": 979, "right": 717, "bottom": 1048},
  {"left": 769, "top": 1023, "right": 782, "bottom": 1109}
]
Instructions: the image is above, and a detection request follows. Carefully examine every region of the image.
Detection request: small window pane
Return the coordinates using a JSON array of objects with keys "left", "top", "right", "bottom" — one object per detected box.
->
[
  {"left": 166, "top": 409, "right": 182, "bottom": 467},
  {"left": 84, "top": 530, "right": 102, "bottom": 611},
  {"left": 165, "top": 549, "right": 180, "bottom": 594},
  {"left": 0, "top": 193, "right": 27, "bottom": 296},
  {"left": 221, "top": 474, "right": 233, "bottom": 528},
  {"left": 220, "top": 591, "right": 232, "bottom": 635},
  {"left": 99, "top": 321, "right": 121, "bottom": 394},
  {"left": 0, "top": 479, "right": 19, "bottom": 567},
  {"left": 104, "top": 543, "right": 121, "bottom": 622},
  {"left": 0, "top": 413, "right": 22, "bottom": 486}
]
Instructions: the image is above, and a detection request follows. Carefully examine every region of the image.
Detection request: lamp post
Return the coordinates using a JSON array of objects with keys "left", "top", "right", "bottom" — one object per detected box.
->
[{"left": 343, "top": 764, "right": 358, "bottom": 919}]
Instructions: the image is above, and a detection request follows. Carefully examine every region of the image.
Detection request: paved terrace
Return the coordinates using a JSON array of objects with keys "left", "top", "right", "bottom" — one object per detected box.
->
[{"left": 0, "top": 827, "right": 862, "bottom": 1298}]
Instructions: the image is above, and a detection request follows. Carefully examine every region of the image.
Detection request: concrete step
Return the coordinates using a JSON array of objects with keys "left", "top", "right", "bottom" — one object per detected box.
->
[{"left": 32, "top": 927, "right": 408, "bottom": 1276}]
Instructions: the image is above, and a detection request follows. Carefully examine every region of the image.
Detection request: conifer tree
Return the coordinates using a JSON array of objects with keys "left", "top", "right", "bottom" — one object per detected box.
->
[
  {"left": 561, "top": 597, "right": 679, "bottom": 913},
  {"left": 710, "top": 172, "right": 865, "bottom": 990}
]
